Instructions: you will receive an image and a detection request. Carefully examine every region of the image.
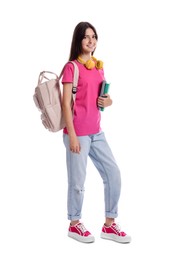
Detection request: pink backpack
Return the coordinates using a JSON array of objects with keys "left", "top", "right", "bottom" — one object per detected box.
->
[{"left": 33, "top": 61, "right": 79, "bottom": 132}]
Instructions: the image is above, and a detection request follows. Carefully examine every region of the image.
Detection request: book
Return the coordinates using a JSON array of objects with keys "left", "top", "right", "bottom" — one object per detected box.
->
[{"left": 99, "top": 80, "right": 110, "bottom": 111}]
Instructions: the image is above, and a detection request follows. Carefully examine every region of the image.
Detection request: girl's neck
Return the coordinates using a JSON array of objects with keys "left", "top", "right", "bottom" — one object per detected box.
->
[{"left": 79, "top": 54, "right": 92, "bottom": 62}]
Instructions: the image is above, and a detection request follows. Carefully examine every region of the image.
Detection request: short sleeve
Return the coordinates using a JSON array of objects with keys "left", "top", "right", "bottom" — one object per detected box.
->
[
  {"left": 61, "top": 62, "right": 74, "bottom": 84},
  {"left": 99, "top": 68, "right": 105, "bottom": 80}
]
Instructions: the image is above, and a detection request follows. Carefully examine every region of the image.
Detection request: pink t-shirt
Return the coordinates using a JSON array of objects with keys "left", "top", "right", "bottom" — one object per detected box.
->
[{"left": 62, "top": 60, "right": 105, "bottom": 136}]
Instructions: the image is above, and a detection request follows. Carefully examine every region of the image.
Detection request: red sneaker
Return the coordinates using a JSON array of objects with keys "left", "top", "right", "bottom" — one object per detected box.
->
[
  {"left": 101, "top": 223, "right": 131, "bottom": 243},
  {"left": 68, "top": 222, "right": 95, "bottom": 243}
]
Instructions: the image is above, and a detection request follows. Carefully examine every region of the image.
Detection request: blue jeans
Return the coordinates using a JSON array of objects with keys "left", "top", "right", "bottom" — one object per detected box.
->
[{"left": 63, "top": 131, "right": 121, "bottom": 221}]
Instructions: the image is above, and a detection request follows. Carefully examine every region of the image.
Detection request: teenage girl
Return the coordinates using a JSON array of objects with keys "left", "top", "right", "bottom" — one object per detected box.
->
[{"left": 62, "top": 21, "right": 131, "bottom": 244}]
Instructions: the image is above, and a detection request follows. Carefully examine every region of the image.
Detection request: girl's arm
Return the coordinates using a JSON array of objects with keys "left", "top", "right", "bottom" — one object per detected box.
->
[{"left": 62, "top": 83, "right": 81, "bottom": 153}]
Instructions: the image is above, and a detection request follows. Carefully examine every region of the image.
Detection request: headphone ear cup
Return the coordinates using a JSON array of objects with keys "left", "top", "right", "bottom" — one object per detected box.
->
[
  {"left": 85, "top": 59, "right": 95, "bottom": 69},
  {"left": 95, "top": 60, "right": 103, "bottom": 69},
  {"left": 77, "top": 56, "right": 103, "bottom": 69}
]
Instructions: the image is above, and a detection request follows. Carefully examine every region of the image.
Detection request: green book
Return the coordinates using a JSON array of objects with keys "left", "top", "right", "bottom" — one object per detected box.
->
[{"left": 99, "top": 80, "right": 110, "bottom": 111}]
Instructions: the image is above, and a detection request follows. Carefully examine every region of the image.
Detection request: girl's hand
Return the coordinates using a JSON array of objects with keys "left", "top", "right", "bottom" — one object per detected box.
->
[
  {"left": 97, "top": 94, "right": 113, "bottom": 108},
  {"left": 69, "top": 135, "right": 81, "bottom": 154}
]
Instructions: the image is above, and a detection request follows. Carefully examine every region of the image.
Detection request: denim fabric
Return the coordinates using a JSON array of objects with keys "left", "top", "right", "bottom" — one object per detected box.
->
[{"left": 63, "top": 131, "right": 121, "bottom": 220}]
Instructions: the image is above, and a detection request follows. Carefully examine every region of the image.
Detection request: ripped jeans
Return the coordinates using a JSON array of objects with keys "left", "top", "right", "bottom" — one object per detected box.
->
[{"left": 63, "top": 131, "right": 121, "bottom": 221}]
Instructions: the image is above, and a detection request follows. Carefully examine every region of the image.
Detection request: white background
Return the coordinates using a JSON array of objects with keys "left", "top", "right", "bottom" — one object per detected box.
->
[{"left": 0, "top": 0, "right": 173, "bottom": 259}]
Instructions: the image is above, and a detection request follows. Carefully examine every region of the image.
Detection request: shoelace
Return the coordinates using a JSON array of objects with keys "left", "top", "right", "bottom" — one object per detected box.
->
[
  {"left": 77, "top": 223, "right": 87, "bottom": 233},
  {"left": 112, "top": 223, "right": 127, "bottom": 236},
  {"left": 112, "top": 223, "right": 121, "bottom": 233}
]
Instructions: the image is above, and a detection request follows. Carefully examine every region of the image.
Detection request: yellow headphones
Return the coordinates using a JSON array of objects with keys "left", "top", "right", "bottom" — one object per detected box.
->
[{"left": 77, "top": 56, "right": 103, "bottom": 70}]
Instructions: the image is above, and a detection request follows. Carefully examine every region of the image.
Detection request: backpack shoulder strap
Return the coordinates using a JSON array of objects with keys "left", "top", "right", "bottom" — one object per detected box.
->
[
  {"left": 68, "top": 61, "right": 79, "bottom": 90},
  {"left": 59, "top": 61, "right": 79, "bottom": 85},
  {"left": 59, "top": 61, "right": 79, "bottom": 101}
]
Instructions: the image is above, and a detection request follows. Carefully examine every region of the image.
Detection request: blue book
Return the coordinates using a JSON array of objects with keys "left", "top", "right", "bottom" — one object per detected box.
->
[{"left": 99, "top": 80, "right": 110, "bottom": 111}]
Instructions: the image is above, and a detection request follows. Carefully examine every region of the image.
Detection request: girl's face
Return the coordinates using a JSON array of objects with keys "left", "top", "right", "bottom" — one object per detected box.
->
[{"left": 81, "top": 28, "right": 97, "bottom": 55}]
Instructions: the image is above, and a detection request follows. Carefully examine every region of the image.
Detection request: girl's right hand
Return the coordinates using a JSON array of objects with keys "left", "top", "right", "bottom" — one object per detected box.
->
[{"left": 69, "top": 135, "right": 81, "bottom": 154}]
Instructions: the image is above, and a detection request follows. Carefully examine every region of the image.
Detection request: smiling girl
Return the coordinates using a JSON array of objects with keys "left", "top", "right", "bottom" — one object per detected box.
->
[{"left": 62, "top": 21, "right": 131, "bottom": 244}]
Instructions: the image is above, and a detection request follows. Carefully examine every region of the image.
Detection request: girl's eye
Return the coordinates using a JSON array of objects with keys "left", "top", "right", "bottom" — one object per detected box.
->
[{"left": 83, "top": 35, "right": 96, "bottom": 40}]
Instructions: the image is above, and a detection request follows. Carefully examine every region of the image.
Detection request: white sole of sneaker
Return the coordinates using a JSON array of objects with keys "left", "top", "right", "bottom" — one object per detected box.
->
[
  {"left": 68, "top": 231, "right": 95, "bottom": 243},
  {"left": 100, "top": 232, "right": 131, "bottom": 243}
]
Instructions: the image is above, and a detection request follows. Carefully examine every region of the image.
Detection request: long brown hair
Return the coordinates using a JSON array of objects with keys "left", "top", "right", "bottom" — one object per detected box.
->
[{"left": 69, "top": 22, "right": 98, "bottom": 61}]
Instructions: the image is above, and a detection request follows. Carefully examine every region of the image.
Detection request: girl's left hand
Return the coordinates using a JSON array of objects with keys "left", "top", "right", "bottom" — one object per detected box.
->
[{"left": 97, "top": 94, "right": 112, "bottom": 108}]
